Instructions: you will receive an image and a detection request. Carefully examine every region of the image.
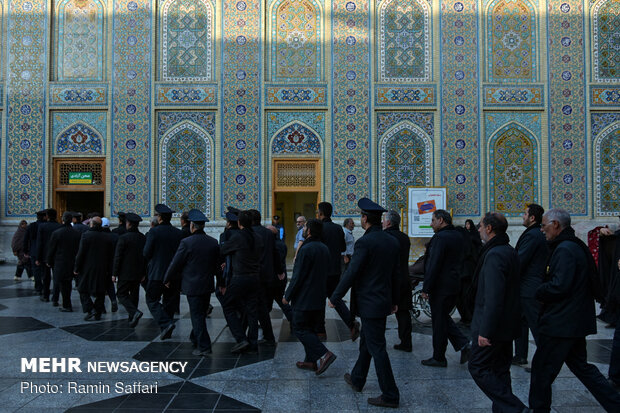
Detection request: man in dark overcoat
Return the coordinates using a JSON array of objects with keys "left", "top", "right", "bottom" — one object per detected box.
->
[
  {"left": 513, "top": 203, "right": 548, "bottom": 366},
  {"left": 529, "top": 209, "right": 620, "bottom": 412},
  {"left": 112, "top": 212, "right": 127, "bottom": 236},
  {"left": 421, "top": 209, "right": 470, "bottom": 367},
  {"left": 113, "top": 213, "right": 147, "bottom": 327},
  {"left": 143, "top": 204, "right": 183, "bottom": 340},
  {"left": 36, "top": 209, "right": 63, "bottom": 304},
  {"left": 71, "top": 212, "right": 89, "bottom": 233},
  {"left": 468, "top": 212, "right": 525, "bottom": 412},
  {"left": 330, "top": 198, "right": 400, "bottom": 409},
  {"left": 46, "top": 212, "right": 81, "bottom": 312},
  {"left": 382, "top": 210, "right": 412, "bottom": 352},
  {"left": 164, "top": 209, "right": 220, "bottom": 356},
  {"left": 23, "top": 210, "right": 46, "bottom": 294},
  {"left": 283, "top": 219, "right": 336, "bottom": 374},
  {"left": 74, "top": 217, "right": 115, "bottom": 320}
]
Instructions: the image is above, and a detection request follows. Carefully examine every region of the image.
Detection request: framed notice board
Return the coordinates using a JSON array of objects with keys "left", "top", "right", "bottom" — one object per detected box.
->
[{"left": 407, "top": 187, "right": 447, "bottom": 237}]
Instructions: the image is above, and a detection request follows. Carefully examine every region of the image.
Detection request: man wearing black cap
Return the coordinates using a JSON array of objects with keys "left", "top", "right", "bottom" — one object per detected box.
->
[
  {"left": 36, "top": 209, "right": 63, "bottom": 304},
  {"left": 218, "top": 208, "right": 240, "bottom": 302},
  {"left": 113, "top": 213, "right": 147, "bottom": 327},
  {"left": 46, "top": 212, "right": 81, "bottom": 312},
  {"left": 180, "top": 211, "right": 191, "bottom": 238},
  {"left": 112, "top": 212, "right": 128, "bottom": 236},
  {"left": 71, "top": 212, "right": 89, "bottom": 233},
  {"left": 23, "top": 210, "right": 46, "bottom": 294},
  {"left": 330, "top": 198, "right": 400, "bottom": 408},
  {"left": 164, "top": 209, "right": 220, "bottom": 356},
  {"left": 143, "top": 204, "right": 184, "bottom": 339}
]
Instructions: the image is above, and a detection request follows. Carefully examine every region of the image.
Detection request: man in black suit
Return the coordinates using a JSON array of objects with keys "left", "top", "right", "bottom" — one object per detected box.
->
[
  {"left": 421, "top": 209, "right": 470, "bottom": 367},
  {"left": 513, "top": 204, "right": 549, "bottom": 366},
  {"left": 36, "top": 209, "right": 63, "bottom": 304},
  {"left": 283, "top": 219, "right": 336, "bottom": 375},
  {"left": 330, "top": 198, "right": 400, "bottom": 409},
  {"left": 164, "top": 209, "right": 220, "bottom": 356},
  {"left": 468, "top": 212, "right": 526, "bottom": 412},
  {"left": 113, "top": 213, "right": 147, "bottom": 327},
  {"left": 180, "top": 211, "right": 191, "bottom": 238},
  {"left": 112, "top": 212, "right": 127, "bottom": 236},
  {"left": 143, "top": 204, "right": 183, "bottom": 340},
  {"left": 23, "top": 210, "right": 46, "bottom": 294},
  {"left": 46, "top": 212, "right": 81, "bottom": 312},
  {"left": 383, "top": 210, "right": 412, "bottom": 352},
  {"left": 529, "top": 209, "right": 620, "bottom": 412},
  {"left": 71, "top": 212, "right": 89, "bottom": 233}
]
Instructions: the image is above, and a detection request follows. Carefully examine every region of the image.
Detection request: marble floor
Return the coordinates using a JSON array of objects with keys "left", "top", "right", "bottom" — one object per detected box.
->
[{"left": 0, "top": 263, "right": 615, "bottom": 413}]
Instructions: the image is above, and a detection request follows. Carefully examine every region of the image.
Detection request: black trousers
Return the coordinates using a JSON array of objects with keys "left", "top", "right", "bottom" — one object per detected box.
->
[
  {"left": 429, "top": 294, "right": 468, "bottom": 361},
  {"left": 59, "top": 277, "right": 73, "bottom": 309},
  {"left": 350, "top": 317, "right": 399, "bottom": 404},
  {"left": 456, "top": 276, "right": 473, "bottom": 324},
  {"left": 257, "top": 281, "right": 275, "bottom": 341},
  {"left": 292, "top": 309, "right": 328, "bottom": 362},
  {"left": 529, "top": 334, "right": 620, "bottom": 413},
  {"left": 32, "top": 261, "right": 43, "bottom": 293},
  {"left": 262, "top": 279, "right": 293, "bottom": 323},
  {"left": 42, "top": 265, "right": 52, "bottom": 299},
  {"left": 80, "top": 292, "right": 105, "bottom": 315},
  {"left": 395, "top": 307, "right": 412, "bottom": 347},
  {"left": 514, "top": 296, "right": 541, "bottom": 360},
  {"left": 221, "top": 275, "right": 259, "bottom": 348},
  {"left": 52, "top": 268, "right": 61, "bottom": 303},
  {"left": 15, "top": 258, "right": 32, "bottom": 279},
  {"left": 187, "top": 294, "right": 212, "bottom": 352},
  {"left": 117, "top": 280, "right": 141, "bottom": 318},
  {"left": 145, "top": 280, "right": 174, "bottom": 329},
  {"left": 317, "top": 275, "right": 354, "bottom": 334},
  {"left": 468, "top": 340, "right": 526, "bottom": 413}
]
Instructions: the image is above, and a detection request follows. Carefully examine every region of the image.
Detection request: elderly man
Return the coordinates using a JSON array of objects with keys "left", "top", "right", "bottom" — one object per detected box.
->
[
  {"left": 164, "top": 210, "right": 220, "bottom": 356},
  {"left": 529, "top": 209, "right": 620, "bottom": 412},
  {"left": 294, "top": 215, "right": 306, "bottom": 256},
  {"left": 468, "top": 212, "right": 525, "bottom": 412}
]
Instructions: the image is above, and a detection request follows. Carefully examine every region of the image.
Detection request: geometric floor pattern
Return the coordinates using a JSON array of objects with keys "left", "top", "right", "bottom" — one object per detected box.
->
[{"left": 0, "top": 262, "right": 614, "bottom": 412}]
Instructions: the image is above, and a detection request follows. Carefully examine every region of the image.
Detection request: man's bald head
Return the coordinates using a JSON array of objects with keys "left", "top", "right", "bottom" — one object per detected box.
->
[{"left": 90, "top": 216, "right": 102, "bottom": 228}]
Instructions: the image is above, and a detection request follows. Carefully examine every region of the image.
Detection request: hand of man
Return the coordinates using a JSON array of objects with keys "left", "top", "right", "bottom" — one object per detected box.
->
[
  {"left": 600, "top": 227, "right": 613, "bottom": 236},
  {"left": 220, "top": 263, "right": 226, "bottom": 271},
  {"left": 421, "top": 292, "right": 429, "bottom": 300},
  {"left": 282, "top": 297, "right": 288, "bottom": 305},
  {"left": 327, "top": 299, "right": 335, "bottom": 308},
  {"left": 617, "top": 259, "right": 620, "bottom": 270},
  {"left": 219, "top": 287, "right": 226, "bottom": 296},
  {"left": 478, "top": 335, "right": 491, "bottom": 347},
  {"left": 35, "top": 260, "right": 40, "bottom": 266},
  {"left": 111, "top": 276, "right": 116, "bottom": 283},
  {"left": 277, "top": 273, "right": 285, "bottom": 281},
  {"left": 391, "top": 305, "right": 398, "bottom": 314},
  {"left": 343, "top": 255, "right": 350, "bottom": 264},
  {"left": 164, "top": 282, "right": 170, "bottom": 288},
  {"left": 73, "top": 271, "right": 78, "bottom": 275}
]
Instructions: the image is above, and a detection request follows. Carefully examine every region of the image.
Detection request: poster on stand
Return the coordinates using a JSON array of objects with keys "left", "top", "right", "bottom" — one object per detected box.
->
[{"left": 407, "top": 187, "right": 447, "bottom": 237}]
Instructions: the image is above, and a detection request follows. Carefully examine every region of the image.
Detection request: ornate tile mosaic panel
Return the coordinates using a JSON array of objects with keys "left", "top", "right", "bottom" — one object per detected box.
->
[
  {"left": 55, "top": 0, "right": 105, "bottom": 81},
  {"left": 160, "top": 0, "right": 214, "bottom": 82},
  {"left": 483, "top": 85, "right": 543, "bottom": 106},
  {"left": 221, "top": 0, "right": 261, "bottom": 211},
  {"left": 441, "top": 0, "right": 480, "bottom": 216},
  {"left": 375, "top": 85, "right": 435, "bottom": 106},
  {"left": 332, "top": 0, "right": 370, "bottom": 215},
  {"left": 591, "top": 85, "right": 620, "bottom": 106},
  {"left": 49, "top": 84, "right": 108, "bottom": 106},
  {"left": 52, "top": 111, "right": 107, "bottom": 155},
  {"left": 267, "top": 111, "right": 325, "bottom": 155},
  {"left": 378, "top": 0, "right": 430, "bottom": 82},
  {"left": 592, "top": 0, "right": 620, "bottom": 82},
  {"left": 270, "top": 0, "right": 323, "bottom": 82},
  {"left": 547, "top": 0, "right": 586, "bottom": 214},
  {"left": 265, "top": 84, "right": 327, "bottom": 106},
  {"left": 5, "top": 0, "right": 47, "bottom": 216},
  {"left": 155, "top": 84, "right": 217, "bottom": 105},
  {"left": 592, "top": 113, "right": 620, "bottom": 216},
  {"left": 111, "top": 0, "right": 151, "bottom": 216}
]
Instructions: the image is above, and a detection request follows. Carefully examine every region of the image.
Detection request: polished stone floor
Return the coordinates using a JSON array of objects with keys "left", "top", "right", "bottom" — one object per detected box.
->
[{"left": 0, "top": 263, "right": 615, "bottom": 413}]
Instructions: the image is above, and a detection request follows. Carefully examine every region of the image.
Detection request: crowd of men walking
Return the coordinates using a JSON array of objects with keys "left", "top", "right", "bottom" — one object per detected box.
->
[{"left": 9, "top": 198, "right": 620, "bottom": 412}]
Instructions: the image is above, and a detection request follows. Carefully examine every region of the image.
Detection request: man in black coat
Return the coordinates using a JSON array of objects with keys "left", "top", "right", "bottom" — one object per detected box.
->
[
  {"left": 23, "top": 210, "right": 46, "bottom": 294},
  {"left": 164, "top": 209, "right": 220, "bottom": 356},
  {"left": 421, "top": 209, "right": 470, "bottom": 367},
  {"left": 112, "top": 212, "right": 127, "bottom": 236},
  {"left": 46, "top": 212, "right": 81, "bottom": 312},
  {"left": 74, "top": 217, "right": 116, "bottom": 320},
  {"left": 113, "top": 213, "right": 147, "bottom": 327},
  {"left": 36, "top": 209, "right": 63, "bottom": 304},
  {"left": 143, "top": 204, "right": 184, "bottom": 340},
  {"left": 529, "top": 209, "right": 620, "bottom": 412},
  {"left": 284, "top": 219, "right": 336, "bottom": 374},
  {"left": 468, "top": 212, "right": 526, "bottom": 413},
  {"left": 180, "top": 211, "right": 191, "bottom": 238},
  {"left": 71, "top": 212, "right": 89, "bottom": 233},
  {"left": 382, "top": 210, "right": 412, "bottom": 352},
  {"left": 267, "top": 225, "right": 293, "bottom": 322},
  {"left": 513, "top": 203, "right": 549, "bottom": 366},
  {"left": 330, "top": 198, "right": 400, "bottom": 409}
]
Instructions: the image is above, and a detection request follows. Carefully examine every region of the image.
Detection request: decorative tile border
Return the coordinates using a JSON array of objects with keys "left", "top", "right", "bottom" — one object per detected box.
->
[
  {"left": 265, "top": 84, "right": 327, "bottom": 106},
  {"left": 155, "top": 83, "right": 217, "bottom": 106},
  {"left": 49, "top": 84, "right": 108, "bottom": 106},
  {"left": 591, "top": 85, "right": 620, "bottom": 107},
  {"left": 483, "top": 85, "right": 544, "bottom": 107},
  {"left": 375, "top": 85, "right": 436, "bottom": 106}
]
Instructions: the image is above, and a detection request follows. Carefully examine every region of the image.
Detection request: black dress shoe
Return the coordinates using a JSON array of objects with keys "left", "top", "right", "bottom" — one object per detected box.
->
[
  {"left": 512, "top": 356, "right": 528, "bottom": 366},
  {"left": 421, "top": 357, "right": 447, "bottom": 367},
  {"left": 231, "top": 340, "right": 250, "bottom": 354},
  {"left": 59, "top": 307, "right": 73, "bottom": 312},
  {"left": 394, "top": 343, "right": 412, "bottom": 352},
  {"left": 608, "top": 378, "right": 620, "bottom": 391},
  {"left": 192, "top": 348, "right": 212, "bottom": 356},
  {"left": 316, "top": 351, "right": 337, "bottom": 375},
  {"left": 160, "top": 323, "right": 175, "bottom": 340},
  {"left": 40, "top": 296, "right": 50, "bottom": 302},
  {"left": 344, "top": 373, "right": 362, "bottom": 392},
  {"left": 296, "top": 361, "right": 317, "bottom": 371},
  {"left": 350, "top": 320, "right": 360, "bottom": 342},
  {"left": 460, "top": 343, "right": 472, "bottom": 364},
  {"left": 367, "top": 396, "right": 399, "bottom": 408},
  {"left": 111, "top": 301, "right": 118, "bottom": 313},
  {"left": 128, "top": 310, "right": 143, "bottom": 328},
  {"left": 52, "top": 301, "right": 59, "bottom": 307},
  {"left": 94, "top": 313, "right": 102, "bottom": 321},
  {"left": 84, "top": 311, "right": 96, "bottom": 321},
  {"left": 258, "top": 338, "right": 276, "bottom": 346}
]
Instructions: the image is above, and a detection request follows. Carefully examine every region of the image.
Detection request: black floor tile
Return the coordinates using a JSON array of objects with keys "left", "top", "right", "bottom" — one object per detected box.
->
[
  {"left": 168, "top": 393, "right": 220, "bottom": 409},
  {"left": 0, "top": 303, "right": 7, "bottom": 311},
  {"left": 118, "top": 393, "right": 175, "bottom": 408},
  {"left": 587, "top": 339, "right": 612, "bottom": 364},
  {"left": 66, "top": 395, "right": 129, "bottom": 411},
  {"left": 61, "top": 318, "right": 161, "bottom": 342},
  {"left": 215, "top": 393, "right": 260, "bottom": 410},
  {"left": 179, "top": 382, "right": 218, "bottom": 394},
  {"left": 0, "top": 316, "right": 54, "bottom": 336},
  {"left": 0, "top": 287, "right": 40, "bottom": 298}
]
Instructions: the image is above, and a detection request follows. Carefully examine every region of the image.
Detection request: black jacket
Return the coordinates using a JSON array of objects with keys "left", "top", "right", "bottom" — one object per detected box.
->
[
  {"left": 331, "top": 225, "right": 399, "bottom": 318},
  {"left": 46, "top": 225, "right": 81, "bottom": 281},
  {"left": 72, "top": 223, "right": 89, "bottom": 233},
  {"left": 112, "top": 225, "right": 127, "bottom": 236},
  {"left": 220, "top": 229, "right": 264, "bottom": 278},
  {"left": 181, "top": 224, "right": 191, "bottom": 239},
  {"left": 36, "top": 221, "right": 63, "bottom": 264},
  {"left": 515, "top": 224, "right": 549, "bottom": 297},
  {"left": 423, "top": 225, "right": 464, "bottom": 295},
  {"left": 275, "top": 238, "right": 288, "bottom": 277},
  {"left": 113, "top": 228, "right": 147, "bottom": 282},
  {"left": 143, "top": 222, "right": 183, "bottom": 282},
  {"left": 164, "top": 231, "right": 220, "bottom": 296},
  {"left": 321, "top": 218, "right": 346, "bottom": 278},
  {"left": 285, "top": 237, "right": 329, "bottom": 310},
  {"left": 470, "top": 233, "right": 521, "bottom": 341},
  {"left": 536, "top": 228, "right": 597, "bottom": 338},
  {"left": 253, "top": 225, "right": 282, "bottom": 282},
  {"left": 23, "top": 218, "right": 44, "bottom": 258},
  {"left": 74, "top": 228, "right": 115, "bottom": 295},
  {"left": 384, "top": 225, "right": 412, "bottom": 310}
]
